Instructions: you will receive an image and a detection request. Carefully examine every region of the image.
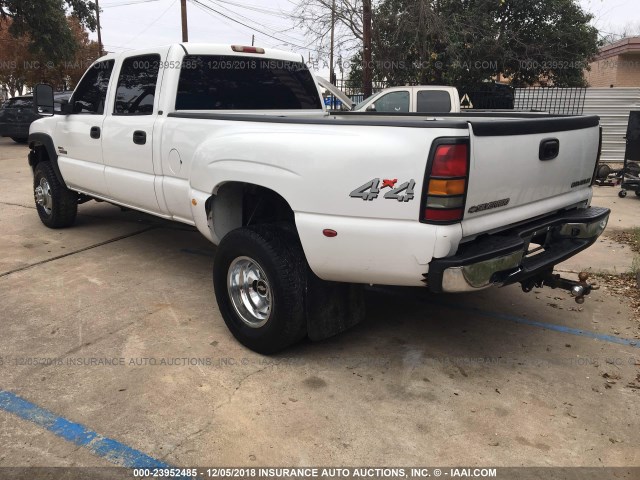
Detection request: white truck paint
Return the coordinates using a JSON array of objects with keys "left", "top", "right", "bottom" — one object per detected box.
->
[{"left": 28, "top": 43, "right": 610, "bottom": 353}]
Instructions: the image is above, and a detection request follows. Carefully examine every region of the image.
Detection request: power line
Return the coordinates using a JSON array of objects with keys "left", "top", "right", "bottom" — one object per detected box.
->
[
  {"left": 212, "top": 0, "right": 291, "bottom": 19},
  {"left": 189, "top": 0, "right": 278, "bottom": 48},
  {"left": 206, "top": 0, "right": 309, "bottom": 46},
  {"left": 201, "top": 0, "right": 322, "bottom": 53},
  {"left": 102, "top": 0, "right": 160, "bottom": 8},
  {"left": 189, "top": 0, "right": 319, "bottom": 52},
  {"left": 114, "top": 0, "right": 178, "bottom": 49}
]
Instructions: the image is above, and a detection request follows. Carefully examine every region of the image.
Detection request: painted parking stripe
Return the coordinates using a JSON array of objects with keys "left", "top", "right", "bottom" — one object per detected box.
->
[
  {"left": 0, "top": 390, "right": 171, "bottom": 468},
  {"left": 369, "top": 287, "right": 640, "bottom": 348},
  {"left": 438, "top": 301, "right": 640, "bottom": 348}
]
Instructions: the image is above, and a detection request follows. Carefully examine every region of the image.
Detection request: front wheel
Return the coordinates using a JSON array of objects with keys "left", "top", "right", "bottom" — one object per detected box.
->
[
  {"left": 213, "top": 225, "right": 307, "bottom": 354},
  {"left": 33, "top": 162, "right": 78, "bottom": 228}
]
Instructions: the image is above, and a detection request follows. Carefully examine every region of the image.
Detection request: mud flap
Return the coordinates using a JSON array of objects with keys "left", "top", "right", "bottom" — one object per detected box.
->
[{"left": 306, "top": 269, "right": 366, "bottom": 341}]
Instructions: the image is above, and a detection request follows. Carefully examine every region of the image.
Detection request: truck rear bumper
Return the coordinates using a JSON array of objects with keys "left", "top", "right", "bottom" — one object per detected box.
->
[{"left": 427, "top": 207, "right": 610, "bottom": 293}]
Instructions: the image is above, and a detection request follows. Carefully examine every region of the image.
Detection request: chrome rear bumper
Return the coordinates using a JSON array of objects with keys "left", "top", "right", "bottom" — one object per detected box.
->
[{"left": 427, "top": 207, "right": 610, "bottom": 293}]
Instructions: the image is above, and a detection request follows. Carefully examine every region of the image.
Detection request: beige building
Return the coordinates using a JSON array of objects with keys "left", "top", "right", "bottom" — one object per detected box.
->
[{"left": 585, "top": 36, "right": 640, "bottom": 87}]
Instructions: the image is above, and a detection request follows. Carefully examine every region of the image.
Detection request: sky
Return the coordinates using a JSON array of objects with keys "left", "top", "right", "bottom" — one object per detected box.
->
[{"left": 93, "top": 0, "right": 640, "bottom": 77}]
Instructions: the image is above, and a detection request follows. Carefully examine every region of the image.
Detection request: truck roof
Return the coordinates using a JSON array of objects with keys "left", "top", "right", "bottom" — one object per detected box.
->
[{"left": 95, "top": 43, "right": 305, "bottom": 64}]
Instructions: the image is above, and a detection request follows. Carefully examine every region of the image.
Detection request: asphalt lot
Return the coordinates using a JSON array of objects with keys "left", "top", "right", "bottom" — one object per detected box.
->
[{"left": 0, "top": 136, "right": 639, "bottom": 469}]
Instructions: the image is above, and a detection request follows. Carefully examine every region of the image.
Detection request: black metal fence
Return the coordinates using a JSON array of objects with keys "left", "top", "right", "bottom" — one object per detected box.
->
[
  {"left": 513, "top": 87, "right": 587, "bottom": 115},
  {"left": 327, "top": 80, "right": 587, "bottom": 115}
]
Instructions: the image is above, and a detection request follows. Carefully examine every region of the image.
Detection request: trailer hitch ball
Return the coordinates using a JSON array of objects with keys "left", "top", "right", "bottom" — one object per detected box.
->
[{"left": 571, "top": 285, "right": 585, "bottom": 298}]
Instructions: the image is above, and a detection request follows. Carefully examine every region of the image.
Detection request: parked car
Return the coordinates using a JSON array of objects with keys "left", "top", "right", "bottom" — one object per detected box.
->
[
  {"left": 353, "top": 86, "right": 461, "bottom": 113},
  {"left": 28, "top": 44, "right": 609, "bottom": 353},
  {"left": 0, "top": 92, "right": 73, "bottom": 143}
]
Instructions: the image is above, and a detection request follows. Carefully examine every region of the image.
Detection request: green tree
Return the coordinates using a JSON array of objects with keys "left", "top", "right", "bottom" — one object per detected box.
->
[
  {"left": 352, "top": 0, "right": 600, "bottom": 88},
  {"left": 0, "top": 0, "right": 96, "bottom": 62},
  {"left": 0, "top": 16, "right": 100, "bottom": 95}
]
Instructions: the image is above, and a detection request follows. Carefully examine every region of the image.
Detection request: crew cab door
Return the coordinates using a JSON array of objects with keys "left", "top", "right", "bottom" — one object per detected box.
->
[
  {"left": 101, "top": 50, "right": 166, "bottom": 213},
  {"left": 55, "top": 60, "right": 115, "bottom": 196}
]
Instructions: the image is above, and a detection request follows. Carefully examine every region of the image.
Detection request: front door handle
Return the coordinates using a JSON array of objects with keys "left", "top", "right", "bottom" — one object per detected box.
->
[
  {"left": 133, "top": 130, "right": 146, "bottom": 145},
  {"left": 90, "top": 126, "right": 100, "bottom": 139}
]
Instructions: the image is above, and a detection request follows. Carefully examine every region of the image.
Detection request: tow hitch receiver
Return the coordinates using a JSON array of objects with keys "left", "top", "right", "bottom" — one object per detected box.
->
[{"left": 521, "top": 271, "right": 598, "bottom": 304}]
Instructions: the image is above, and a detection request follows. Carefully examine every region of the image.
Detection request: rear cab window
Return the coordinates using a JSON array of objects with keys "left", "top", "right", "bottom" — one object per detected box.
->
[
  {"left": 417, "top": 90, "right": 452, "bottom": 113},
  {"left": 175, "top": 55, "right": 322, "bottom": 110}
]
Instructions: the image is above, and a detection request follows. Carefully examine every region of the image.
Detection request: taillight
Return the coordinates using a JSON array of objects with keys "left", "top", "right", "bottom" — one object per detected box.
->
[{"left": 421, "top": 139, "right": 470, "bottom": 224}]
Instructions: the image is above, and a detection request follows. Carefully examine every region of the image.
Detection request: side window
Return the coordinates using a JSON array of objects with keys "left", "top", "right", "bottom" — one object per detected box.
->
[
  {"left": 114, "top": 54, "right": 161, "bottom": 115},
  {"left": 72, "top": 60, "right": 115, "bottom": 114},
  {"left": 374, "top": 91, "right": 410, "bottom": 112},
  {"left": 417, "top": 90, "right": 452, "bottom": 113}
]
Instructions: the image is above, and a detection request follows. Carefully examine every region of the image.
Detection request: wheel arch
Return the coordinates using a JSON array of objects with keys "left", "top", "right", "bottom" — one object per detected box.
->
[
  {"left": 205, "top": 181, "right": 297, "bottom": 244},
  {"left": 28, "top": 132, "right": 66, "bottom": 186}
]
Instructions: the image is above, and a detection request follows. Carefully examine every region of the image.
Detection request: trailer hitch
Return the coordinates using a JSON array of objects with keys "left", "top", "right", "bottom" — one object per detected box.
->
[{"left": 521, "top": 271, "right": 598, "bottom": 304}]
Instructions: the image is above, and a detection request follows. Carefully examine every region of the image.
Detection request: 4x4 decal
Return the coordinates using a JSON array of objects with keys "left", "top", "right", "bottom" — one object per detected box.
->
[{"left": 350, "top": 178, "right": 416, "bottom": 202}]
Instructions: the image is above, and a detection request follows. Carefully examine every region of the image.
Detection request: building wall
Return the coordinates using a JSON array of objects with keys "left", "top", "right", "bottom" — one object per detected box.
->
[
  {"left": 616, "top": 53, "right": 640, "bottom": 86},
  {"left": 585, "top": 39, "right": 640, "bottom": 87},
  {"left": 585, "top": 56, "right": 618, "bottom": 87}
]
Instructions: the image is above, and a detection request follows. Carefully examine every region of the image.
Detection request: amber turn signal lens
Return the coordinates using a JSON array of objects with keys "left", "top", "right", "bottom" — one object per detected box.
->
[{"left": 428, "top": 179, "right": 466, "bottom": 196}]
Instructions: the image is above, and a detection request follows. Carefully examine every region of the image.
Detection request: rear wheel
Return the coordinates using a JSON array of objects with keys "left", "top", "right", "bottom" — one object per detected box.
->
[
  {"left": 213, "top": 224, "right": 307, "bottom": 354},
  {"left": 33, "top": 162, "right": 78, "bottom": 228}
]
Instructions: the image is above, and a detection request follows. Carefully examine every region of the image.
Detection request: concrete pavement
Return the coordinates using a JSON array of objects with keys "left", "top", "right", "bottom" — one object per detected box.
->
[{"left": 0, "top": 137, "right": 638, "bottom": 469}]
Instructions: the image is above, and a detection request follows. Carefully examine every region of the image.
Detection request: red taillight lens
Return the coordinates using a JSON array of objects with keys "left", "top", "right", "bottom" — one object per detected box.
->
[
  {"left": 421, "top": 140, "right": 470, "bottom": 224},
  {"left": 424, "top": 208, "right": 464, "bottom": 222},
  {"left": 431, "top": 144, "right": 468, "bottom": 177}
]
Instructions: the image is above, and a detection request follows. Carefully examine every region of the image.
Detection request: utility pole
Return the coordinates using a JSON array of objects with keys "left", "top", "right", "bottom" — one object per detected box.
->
[
  {"left": 362, "top": 0, "right": 373, "bottom": 98},
  {"left": 329, "top": 0, "right": 336, "bottom": 85},
  {"left": 180, "top": 0, "right": 189, "bottom": 42},
  {"left": 95, "top": 0, "right": 103, "bottom": 56}
]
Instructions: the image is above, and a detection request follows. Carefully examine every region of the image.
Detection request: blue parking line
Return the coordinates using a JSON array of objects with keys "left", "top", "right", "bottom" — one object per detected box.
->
[
  {"left": 0, "top": 390, "right": 172, "bottom": 468},
  {"left": 437, "top": 301, "right": 640, "bottom": 348},
  {"left": 369, "top": 286, "right": 640, "bottom": 348}
]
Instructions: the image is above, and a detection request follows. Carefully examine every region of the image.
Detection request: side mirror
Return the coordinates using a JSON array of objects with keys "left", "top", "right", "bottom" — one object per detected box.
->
[
  {"left": 56, "top": 99, "right": 72, "bottom": 115},
  {"left": 34, "top": 84, "right": 54, "bottom": 116},
  {"left": 366, "top": 103, "right": 376, "bottom": 112}
]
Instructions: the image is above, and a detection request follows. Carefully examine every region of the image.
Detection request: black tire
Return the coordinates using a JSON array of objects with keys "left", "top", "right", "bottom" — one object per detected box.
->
[
  {"left": 618, "top": 189, "right": 627, "bottom": 198},
  {"left": 33, "top": 162, "right": 78, "bottom": 228},
  {"left": 635, "top": 189, "right": 640, "bottom": 197},
  {"left": 213, "top": 224, "right": 307, "bottom": 354},
  {"left": 11, "top": 137, "right": 28, "bottom": 144}
]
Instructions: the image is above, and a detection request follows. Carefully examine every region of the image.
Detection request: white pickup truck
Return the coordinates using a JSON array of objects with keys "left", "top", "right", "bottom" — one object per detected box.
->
[
  {"left": 353, "top": 86, "right": 461, "bottom": 113},
  {"left": 29, "top": 43, "right": 609, "bottom": 353}
]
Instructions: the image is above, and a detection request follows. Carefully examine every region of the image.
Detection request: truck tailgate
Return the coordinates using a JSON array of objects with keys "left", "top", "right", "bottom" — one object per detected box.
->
[{"left": 462, "top": 117, "right": 600, "bottom": 237}]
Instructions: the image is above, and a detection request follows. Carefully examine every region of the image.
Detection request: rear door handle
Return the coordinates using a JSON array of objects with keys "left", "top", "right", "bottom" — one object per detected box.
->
[
  {"left": 133, "top": 130, "right": 146, "bottom": 145},
  {"left": 90, "top": 126, "right": 100, "bottom": 139}
]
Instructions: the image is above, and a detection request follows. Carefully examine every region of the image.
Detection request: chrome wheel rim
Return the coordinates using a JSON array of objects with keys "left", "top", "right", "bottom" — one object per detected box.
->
[
  {"left": 227, "top": 256, "right": 272, "bottom": 328},
  {"left": 35, "top": 177, "right": 53, "bottom": 215}
]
